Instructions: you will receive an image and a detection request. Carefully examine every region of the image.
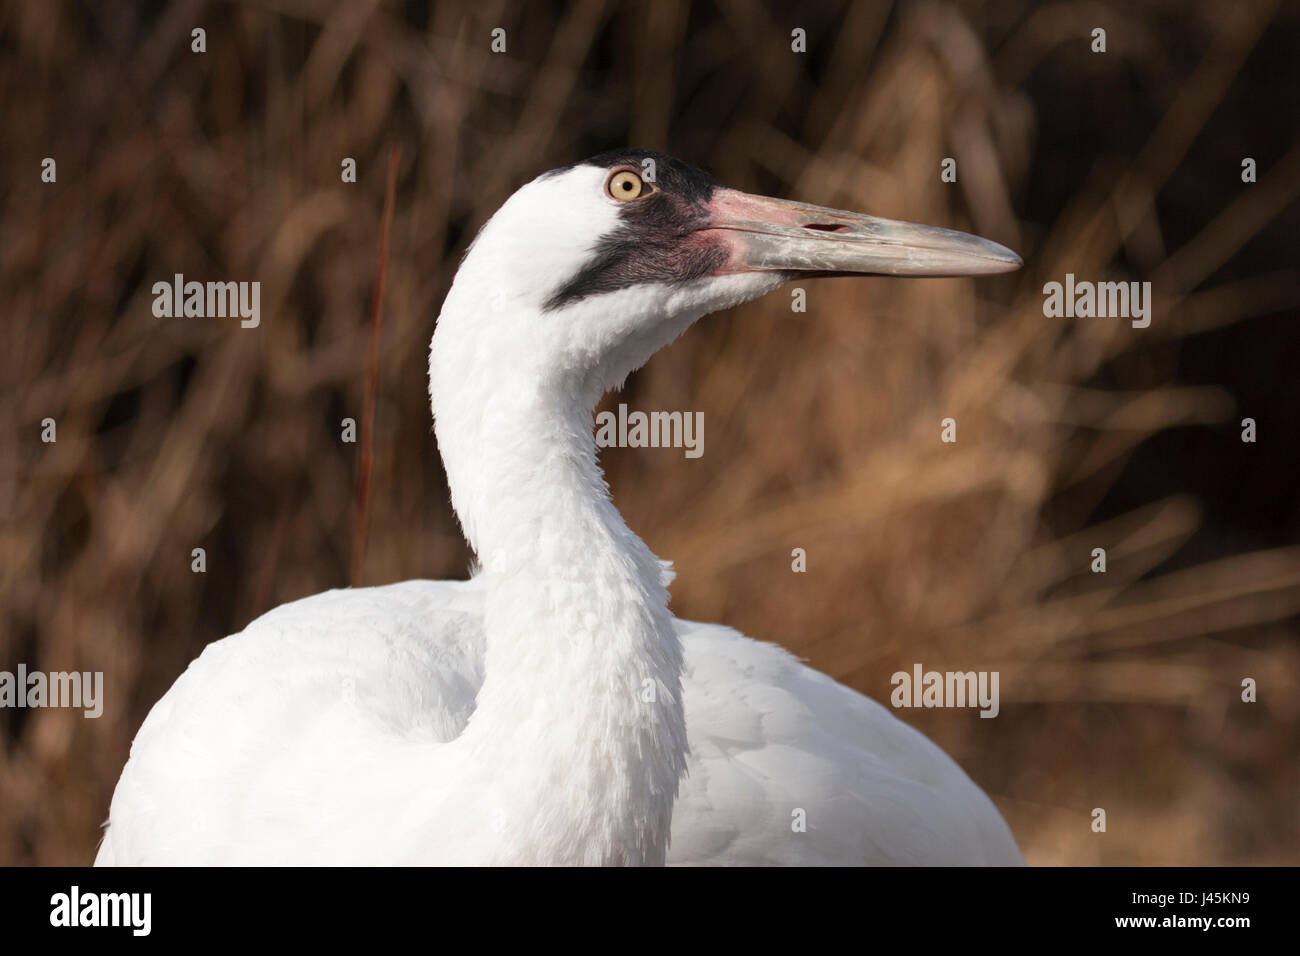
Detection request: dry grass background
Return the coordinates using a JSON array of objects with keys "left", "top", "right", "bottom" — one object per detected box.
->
[{"left": 2, "top": 0, "right": 1297, "bottom": 864}]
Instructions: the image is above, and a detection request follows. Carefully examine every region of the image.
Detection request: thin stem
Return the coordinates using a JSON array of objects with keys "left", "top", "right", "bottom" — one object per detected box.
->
[{"left": 351, "top": 145, "right": 401, "bottom": 586}]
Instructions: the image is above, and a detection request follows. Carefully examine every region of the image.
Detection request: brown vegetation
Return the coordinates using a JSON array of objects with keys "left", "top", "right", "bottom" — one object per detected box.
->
[{"left": 1, "top": 0, "right": 1296, "bottom": 864}]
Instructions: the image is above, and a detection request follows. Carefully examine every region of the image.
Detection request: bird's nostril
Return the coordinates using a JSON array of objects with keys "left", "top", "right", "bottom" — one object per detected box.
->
[{"left": 802, "top": 223, "right": 849, "bottom": 233}]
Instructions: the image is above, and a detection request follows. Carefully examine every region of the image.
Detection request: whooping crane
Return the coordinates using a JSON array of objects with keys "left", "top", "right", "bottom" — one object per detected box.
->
[{"left": 97, "top": 150, "right": 1024, "bottom": 866}]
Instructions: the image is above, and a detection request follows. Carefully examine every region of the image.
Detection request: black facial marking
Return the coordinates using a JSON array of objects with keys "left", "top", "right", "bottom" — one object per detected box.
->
[{"left": 543, "top": 150, "right": 729, "bottom": 311}]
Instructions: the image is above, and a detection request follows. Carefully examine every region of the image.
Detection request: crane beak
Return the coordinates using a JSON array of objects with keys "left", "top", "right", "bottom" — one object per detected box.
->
[{"left": 701, "top": 188, "right": 1022, "bottom": 278}]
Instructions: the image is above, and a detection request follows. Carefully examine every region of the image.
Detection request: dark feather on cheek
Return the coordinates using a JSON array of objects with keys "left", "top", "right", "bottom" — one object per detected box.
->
[{"left": 543, "top": 152, "right": 728, "bottom": 311}]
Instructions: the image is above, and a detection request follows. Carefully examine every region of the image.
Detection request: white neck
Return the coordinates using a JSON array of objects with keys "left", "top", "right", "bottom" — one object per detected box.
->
[
  {"left": 430, "top": 309, "right": 688, "bottom": 866},
  {"left": 426, "top": 167, "right": 784, "bottom": 862}
]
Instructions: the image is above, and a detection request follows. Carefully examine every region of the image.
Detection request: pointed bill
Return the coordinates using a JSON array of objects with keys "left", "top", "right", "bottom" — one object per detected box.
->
[{"left": 701, "top": 189, "right": 1023, "bottom": 278}]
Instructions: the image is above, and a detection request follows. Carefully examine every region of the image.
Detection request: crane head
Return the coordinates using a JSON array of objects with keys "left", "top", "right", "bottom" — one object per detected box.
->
[
  {"left": 430, "top": 150, "right": 1021, "bottom": 555},
  {"left": 434, "top": 148, "right": 1021, "bottom": 397}
]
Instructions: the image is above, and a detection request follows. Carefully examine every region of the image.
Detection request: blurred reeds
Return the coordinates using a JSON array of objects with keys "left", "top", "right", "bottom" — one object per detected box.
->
[{"left": 1, "top": 0, "right": 1297, "bottom": 864}]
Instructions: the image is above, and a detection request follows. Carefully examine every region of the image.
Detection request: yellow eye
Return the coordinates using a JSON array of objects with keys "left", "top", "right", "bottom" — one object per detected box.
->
[{"left": 606, "top": 169, "right": 647, "bottom": 201}]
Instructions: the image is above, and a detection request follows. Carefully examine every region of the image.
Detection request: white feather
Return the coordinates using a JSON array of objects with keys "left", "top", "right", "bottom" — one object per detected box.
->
[
  {"left": 98, "top": 580, "right": 1019, "bottom": 865},
  {"left": 97, "top": 162, "right": 1022, "bottom": 866}
]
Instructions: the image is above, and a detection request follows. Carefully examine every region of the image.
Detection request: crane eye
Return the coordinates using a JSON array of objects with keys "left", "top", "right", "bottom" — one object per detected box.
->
[{"left": 606, "top": 169, "right": 648, "bottom": 201}]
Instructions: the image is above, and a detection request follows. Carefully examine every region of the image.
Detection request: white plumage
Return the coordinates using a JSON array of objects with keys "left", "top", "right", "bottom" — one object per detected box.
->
[
  {"left": 99, "top": 580, "right": 1018, "bottom": 865},
  {"left": 98, "top": 152, "right": 1023, "bottom": 866}
]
